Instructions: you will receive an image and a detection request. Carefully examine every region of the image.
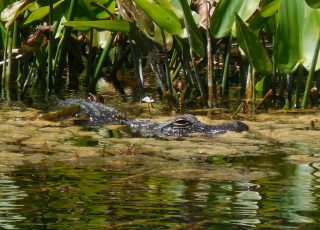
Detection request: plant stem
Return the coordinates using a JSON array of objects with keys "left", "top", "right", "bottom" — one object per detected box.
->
[
  {"left": 171, "top": 62, "right": 182, "bottom": 81},
  {"left": 161, "top": 30, "right": 173, "bottom": 98},
  {"left": 54, "top": 0, "right": 78, "bottom": 85},
  {"left": 130, "top": 41, "right": 145, "bottom": 97},
  {"left": 87, "top": 28, "right": 94, "bottom": 78},
  {"left": 7, "top": 21, "right": 19, "bottom": 86},
  {"left": 287, "top": 73, "right": 293, "bottom": 108},
  {"left": 222, "top": 35, "right": 232, "bottom": 96},
  {"left": 246, "top": 65, "right": 252, "bottom": 99},
  {"left": 302, "top": 34, "right": 320, "bottom": 109},
  {"left": 192, "top": 58, "right": 206, "bottom": 105},
  {"left": 109, "top": 46, "right": 130, "bottom": 96},
  {"left": 181, "top": 55, "right": 194, "bottom": 85},
  {"left": 47, "top": 0, "right": 53, "bottom": 92},
  {"left": 2, "top": 28, "right": 9, "bottom": 87},
  {"left": 6, "top": 28, "right": 13, "bottom": 87},
  {"left": 92, "top": 32, "right": 116, "bottom": 87},
  {"left": 206, "top": 1, "right": 214, "bottom": 107},
  {"left": 169, "top": 49, "right": 177, "bottom": 69},
  {"left": 252, "top": 67, "right": 256, "bottom": 116},
  {"left": 294, "top": 65, "right": 303, "bottom": 108}
]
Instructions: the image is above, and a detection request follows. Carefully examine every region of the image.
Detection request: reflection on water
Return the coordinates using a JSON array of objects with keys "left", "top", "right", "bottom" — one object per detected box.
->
[
  {"left": 257, "top": 163, "right": 320, "bottom": 228},
  {"left": 0, "top": 174, "right": 27, "bottom": 229},
  {"left": 0, "top": 156, "right": 318, "bottom": 229},
  {"left": 232, "top": 182, "right": 262, "bottom": 227}
]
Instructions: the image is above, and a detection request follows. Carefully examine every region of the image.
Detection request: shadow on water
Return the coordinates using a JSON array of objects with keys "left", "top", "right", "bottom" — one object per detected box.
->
[{"left": 0, "top": 149, "right": 319, "bottom": 229}]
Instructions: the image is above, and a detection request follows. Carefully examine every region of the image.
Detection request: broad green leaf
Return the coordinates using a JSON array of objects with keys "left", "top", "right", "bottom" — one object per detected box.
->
[
  {"left": 260, "top": 0, "right": 280, "bottom": 17},
  {"left": 23, "top": 0, "right": 64, "bottom": 25},
  {"left": 154, "top": 0, "right": 204, "bottom": 57},
  {"left": 0, "top": 22, "right": 5, "bottom": 33},
  {"left": 33, "top": 0, "right": 115, "bottom": 21},
  {"left": 75, "top": 0, "right": 115, "bottom": 20},
  {"left": 36, "top": 0, "right": 64, "bottom": 5},
  {"left": 0, "top": 22, "right": 5, "bottom": 49},
  {"left": 133, "top": 0, "right": 182, "bottom": 35},
  {"left": 255, "top": 76, "right": 271, "bottom": 93},
  {"left": 179, "top": 0, "right": 204, "bottom": 57},
  {"left": 210, "top": 0, "right": 260, "bottom": 39},
  {"left": 235, "top": 14, "right": 272, "bottom": 76},
  {"left": 250, "top": 0, "right": 280, "bottom": 30},
  {"left": 305, "top": 0, "right": 320, "bottom": 8},
  {"left": 63, "top": 20, "right": 134, "bottom": 32},
  {"left": 274, "top": 0, "right": 320, "bottom": 72},
  {"left": 302, "top": 7, "right": 320, "bottom": 70},
  {"left": 274, "top": 0, "right": 304, "bottom": 73},
  {"left": 155, "top": 0, "right": 184, "bottom": 18},
  {"left": 255, "top": 76, "right": 264, "bottom": 92},
  {"left": 117, "top": 0, "right": 173, "bottom": 49}
]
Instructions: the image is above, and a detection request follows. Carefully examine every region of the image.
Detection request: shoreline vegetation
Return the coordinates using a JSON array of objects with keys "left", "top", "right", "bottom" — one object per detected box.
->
[{"left": 0, "top": 0, "right": 319, "bottom": 114}]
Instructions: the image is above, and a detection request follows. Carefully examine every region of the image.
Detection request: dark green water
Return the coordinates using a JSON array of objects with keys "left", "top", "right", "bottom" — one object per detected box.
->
[{"left": 1, "top": 152, "right": 319, "bottom": 229}]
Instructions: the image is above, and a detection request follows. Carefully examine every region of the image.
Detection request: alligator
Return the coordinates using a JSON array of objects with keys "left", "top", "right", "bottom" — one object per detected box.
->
[{"left": 55, "top": 99, "right": 248, "bottom": 138}]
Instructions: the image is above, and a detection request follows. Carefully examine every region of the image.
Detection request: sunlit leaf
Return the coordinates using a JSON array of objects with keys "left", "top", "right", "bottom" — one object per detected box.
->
[
  {"left": 63, "top": 20, "right": 135, "bottom": 32},
  {"left": 154, "top": 0, "right": 186, "bottom": 18},
  {"left": 260, "top": 0, "right": 280, "bottom": 17},
  {"left": 23, "top": 0, "right": 64, "bottom": 25},
  {"left": 152, "top": 24, "right": 174, "bottom": 50},
  {"left": 1, "top": 0, "right": 35, "bottom": 27},
  {"left": 274, "top": 0, "right": 303, "bottom": 73},
  {"left": 235, "top": 14, "right": 272, "bottom": 76},
  {"left": 54, "top": 16, "right": 67, "bottom": 39},
  {"left": 154, "top": 0, "right": 204, "bottom": 56},
  {"left": 1, "top": 0, "right": 27, "bottom": 21},
  {"left": 302, "top": 7, "right": 320, "bottom": 70},
  {"left": 274, "top": 0, "right": 320, "bottom": 72},
  {"left": 250, "top": 0, "right": 280, "bottom": 30},
  {"left": 255, "top": 76, "right": 271, "bottom": 93},
  {"left": 133, "top": 0, "right": 182, "bottom": 35},
  {"left": 210, "top": 0, "right": 260, "bottom": 39},
  {"left": 179, "top": 0, "right": 204, "bottom": 57}
]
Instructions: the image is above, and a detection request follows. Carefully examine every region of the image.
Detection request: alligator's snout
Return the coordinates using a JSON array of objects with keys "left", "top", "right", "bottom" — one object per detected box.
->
[{"left": 234, "top": 121, "right": 249, "bottom": 132}]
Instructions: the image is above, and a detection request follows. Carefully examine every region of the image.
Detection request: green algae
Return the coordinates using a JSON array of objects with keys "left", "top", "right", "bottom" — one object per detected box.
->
[{"left": 1, "top": 103, "right": 320, "bottom": 177}]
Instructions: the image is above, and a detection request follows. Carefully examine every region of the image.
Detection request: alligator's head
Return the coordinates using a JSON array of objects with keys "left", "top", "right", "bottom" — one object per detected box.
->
[{"left": 129, "top": 114, "right": 248, "bottom": 138}]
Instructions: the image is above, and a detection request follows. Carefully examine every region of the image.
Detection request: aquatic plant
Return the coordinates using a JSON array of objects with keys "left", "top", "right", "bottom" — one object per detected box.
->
[{"left": 0, "top": 0, "right": 319, "bottom": 112}]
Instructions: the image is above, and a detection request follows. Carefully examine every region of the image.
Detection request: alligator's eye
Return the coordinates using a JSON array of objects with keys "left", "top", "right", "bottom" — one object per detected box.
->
[{"left": 172, "top": 118, "right": 192, "bottom": 127}]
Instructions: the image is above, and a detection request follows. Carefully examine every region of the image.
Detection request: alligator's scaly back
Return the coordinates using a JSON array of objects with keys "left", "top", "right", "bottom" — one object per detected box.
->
[{"left": 58, "top": 99, "right": 128, "bottom": 125}]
